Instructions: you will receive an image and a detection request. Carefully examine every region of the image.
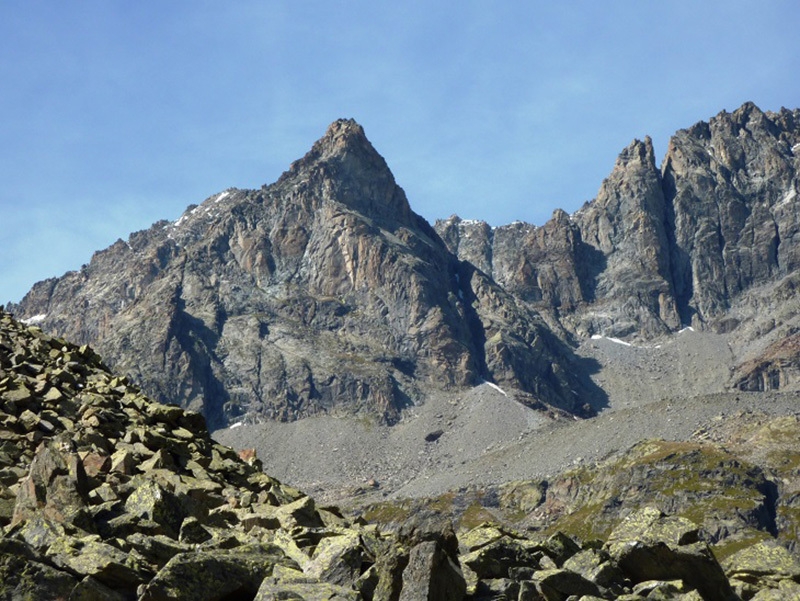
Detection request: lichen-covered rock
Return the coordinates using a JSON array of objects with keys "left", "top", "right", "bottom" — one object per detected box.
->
[
  {"left": 305, "top": 531, "right": 365, "bottom": 587},
  {"left": 123, "top": 479, "right": 186, "bottom": 539},
  {"left": 139, "top": 544, "right": 300, "bottom": 601},
  {"left": 11, "top": 438, "right": 91, "bottom": 529},
  {"left": 723, "top": 540, "right": 800, "bottom": 593},
  {"left": 606, "top": 507, "right": 736, "bottom": 601},
  {"left": 399, "top": 539, "right": 466, "bottom": 601},
  {"left": 531, "top": 567, "right": 602, "bottom": 599},
  {"left": 254, "top": 579, "right": 362, "bottom": 600},
  {"left": 0, "top": 538, "right": 77, "bottom": 600}
]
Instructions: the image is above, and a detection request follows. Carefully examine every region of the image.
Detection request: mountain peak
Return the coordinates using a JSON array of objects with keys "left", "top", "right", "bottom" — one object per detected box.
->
[
  {"left": 321, "top": 118, "right": 368, "bottom": 149},
  {"left": 280, "top": 119, "right": 415, "bottom": 228},
  {"left": 289, "top": 118, "right": 376, "bottom": 168}
]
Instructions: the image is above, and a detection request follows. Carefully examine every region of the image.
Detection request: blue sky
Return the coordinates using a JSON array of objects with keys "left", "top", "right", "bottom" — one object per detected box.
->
[{"left": 2, "top": 1, "right": 799, "bottom": 304}]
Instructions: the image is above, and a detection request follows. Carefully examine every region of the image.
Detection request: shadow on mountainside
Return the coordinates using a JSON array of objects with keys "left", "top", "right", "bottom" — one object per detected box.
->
[{"left": 571, "top": 353, "right": 608, "bottom": 416}]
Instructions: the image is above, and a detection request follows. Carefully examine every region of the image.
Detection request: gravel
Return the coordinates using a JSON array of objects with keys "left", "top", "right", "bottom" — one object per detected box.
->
[{"left": 213, "top": 329, "right": 800, "bottom": 505}]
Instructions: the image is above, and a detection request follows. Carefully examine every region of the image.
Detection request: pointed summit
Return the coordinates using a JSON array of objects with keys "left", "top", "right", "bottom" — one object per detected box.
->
[
  {"left": 280, "top": 119, "right": 415, "bottom": 228},
  {"left": 316, "top": 118, "right": 370, "bottom": 156}
]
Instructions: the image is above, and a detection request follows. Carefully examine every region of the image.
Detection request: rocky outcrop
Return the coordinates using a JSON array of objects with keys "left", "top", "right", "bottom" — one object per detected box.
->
[
  {"left": 10, "top": 120, "right": 594, "bottom": 428},
  {"left": 438, "top": 103, "right": 800, "bottom": 343},
  {"left": 9, "top": 103, "right": 800, "bottom": 424},
  {"left": 0, "top": 309, "right": 471, "bottom": 600},
  {"left": 664, "top": 104, "right": 800, "bottom": 326}
]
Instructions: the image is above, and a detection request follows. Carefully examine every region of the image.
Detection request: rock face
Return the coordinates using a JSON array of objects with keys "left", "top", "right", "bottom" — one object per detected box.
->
[
  {"left": 437, "top": 103, "right": 800, "bottom": 343},
  {"left": 10, "top": 120, "right": 597, "bottom": 428},
  {"left": 9, "top": 103, "right": 800, "bottom": 424},
  {"left": 438, "top": 103, "right": 800, "bottom": 396}
]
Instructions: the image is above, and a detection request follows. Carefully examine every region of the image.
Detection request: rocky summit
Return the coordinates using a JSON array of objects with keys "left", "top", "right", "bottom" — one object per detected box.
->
[
  {"left": 3, "top": 308, "right": 800, "bottom": 600},
  {"left": 10, "top": 118, "right": 596, "bottom": 429}
]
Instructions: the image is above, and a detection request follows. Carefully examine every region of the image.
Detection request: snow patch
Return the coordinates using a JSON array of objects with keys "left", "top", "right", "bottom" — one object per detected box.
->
[
  {"left": 215, "top": 191, "right": 231, "bottom": 203},
  {"left": 21, "top": 314, "right": 47, "bottom": 325},
  {"left": 678, "top": 326, "right": 695, "bottom": 334},
  {"left": 229, "top": 421, "right": 244, "bottom": 429},
  {"left": 792, "top": 143, "right": 800, "bottom": 153},
  {"left": 777, "top": 188, "right": 797, "bottom": 208},
  {"left": 482, "top": 381, "right": 508, "bottom": 396},
  {"left": 591, "top": 334, "right": 632, "bottom": 346}
]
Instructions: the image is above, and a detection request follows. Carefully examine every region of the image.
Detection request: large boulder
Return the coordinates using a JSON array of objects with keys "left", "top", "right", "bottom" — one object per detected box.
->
[
  {"left": 138, "top": 544, "right": 300, "bottom": 601},
  {"left": 606, "top": 507, "right": 737, "bottom": 601}
]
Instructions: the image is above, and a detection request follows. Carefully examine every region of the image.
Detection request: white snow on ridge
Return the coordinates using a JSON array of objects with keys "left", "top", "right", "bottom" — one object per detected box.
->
[
  {"left": 777, "top": 189, "right": 797, "bottom": 208},
  {"left": 21, "top": 314, "right": 47, "bottom": 325},
  {"left": 215, "top": 191, "right": 231, "bottom": 203},
  {"left": 229, "top": 421, "right": 244, "bottom": 429},
  {"left": 590, "top": 334, "right": 631, "bottom": 346},
  {"left": 482, "top": 381, "right": 508, "bottom": 396},
  {"left": 678, "top": 326, "right": 695, "bottom": 334}
]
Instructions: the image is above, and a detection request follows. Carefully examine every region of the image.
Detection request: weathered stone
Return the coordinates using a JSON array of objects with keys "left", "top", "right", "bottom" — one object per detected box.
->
[
  {"left": 254, "top": 579, "right": 361, "bottom": 600},
  {"left": 606, "top": 508, "right": 735, "bottom": 601},
  {"left": 138, "top": 448, "right": 177, "bottom": 472},
  {"left": 109, "top": 448, "right": 137, "bottom": 475},
  {"left": 399, "top": 540, "right": 466, "bottom": 601},
  {"left": 46, "top": 536, "right": 154, "bottom": 590},
  {"left": 473, "top": 577, "right": 520, "bottom": 600},
  {"left": 531, "top": 568, "right": 602, "bottom": 600},
  {"left": 125, "top": 532, "right": 191, "bottom": 569},
  {"left": 69, "top": 575, "right": 129, "bottom": 601},
  {"left": 305, "top": 531, "right": 364, "bottom": 587},
  {"left": 123, "top": 479, "right": 186, "bottom": 539},
  {"left": 81, "top": 451, "right": 111, "bottom": 477},
  {"left": 461, "top": 537, "right": 544, "bottom": 579},
  {"left": 276, "top": 494, "right": 324, "bottom": 529},
  {"left": 563, "top": 548, "right": 625, "bottom": 589},
  {"left": 460, "top": 524, "right": 510, "bottom": 553},
  {"left": 0, "top": 537, "right": 77, "bottom": 601},
  {"left": 11, "top": 438, "right": 91, "bottom": 529},
  {"left": 723, "top": 540, "right": 800, "bottom": 586},
  {"left": 178, "top": 515, "right": 212, "bottom": 544},
  {"left": 139, "top": 544, "right": 300, "bottom": 601}
]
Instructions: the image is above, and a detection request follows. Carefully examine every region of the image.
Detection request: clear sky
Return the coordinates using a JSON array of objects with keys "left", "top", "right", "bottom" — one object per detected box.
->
[{"left": 2, "top": 1, "right": 799, "bottom": 304}]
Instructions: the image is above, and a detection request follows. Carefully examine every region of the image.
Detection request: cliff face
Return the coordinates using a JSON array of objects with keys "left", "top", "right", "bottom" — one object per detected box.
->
[
  {"left": 438, "top": 103, "right": 800, "bottom": 342},
  {"left": 11, "top": 103, "right": 800, "bottom": 424},
  {"left": 11, "top": 120, "right": 595, "bottom": 428}
]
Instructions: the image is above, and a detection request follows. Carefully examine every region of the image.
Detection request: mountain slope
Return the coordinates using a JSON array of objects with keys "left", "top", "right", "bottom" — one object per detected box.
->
[
  {"left": 11, "top": 119, "right": 594, "bottom": 428},
  {"left": 11, "top": 103, "right": 800, "bottom": 427}
]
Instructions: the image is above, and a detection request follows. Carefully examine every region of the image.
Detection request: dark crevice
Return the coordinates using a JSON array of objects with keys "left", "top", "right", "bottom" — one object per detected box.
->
[
  {"left": 662, "top": 166, "right": 694, "bottom": 326},
  {"left": 454, "top": 260, "right": 489, "bottom": 383}
]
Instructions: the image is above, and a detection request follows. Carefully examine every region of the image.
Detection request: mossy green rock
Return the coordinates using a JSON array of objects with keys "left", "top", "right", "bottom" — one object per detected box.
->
[
  {"left": 724, "top": 540, "right": 800, "bottom": 584},
  {"left": 0, "top": 538, "right": 76, "bottom": 601},
  {"left": 139, "top": 544, "right": 300, "bottom": 601},
  {"left": 305, "top": 531, "right": 364, "bottom": 587},
  {"left": 254, "top": 580, "right": 362, "bottom": 600},
  {"left": 124, "top": 479, "right": 186, "bottom": 538}
]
